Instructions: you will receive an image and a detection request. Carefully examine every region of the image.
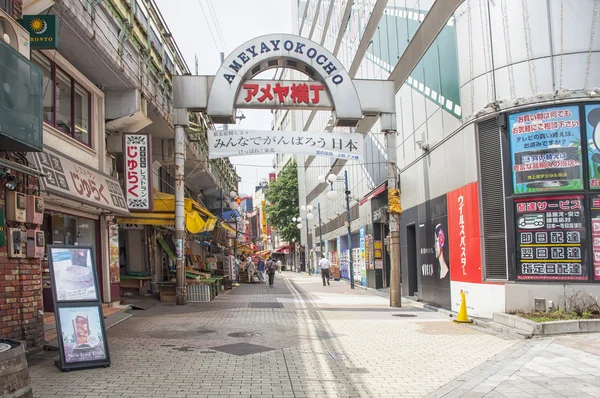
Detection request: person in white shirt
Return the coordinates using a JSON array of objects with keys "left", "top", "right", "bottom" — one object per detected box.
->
[
  {"left": 319, "top": 254, "right": 331, "bottom": 286},
  {"left": 276, "top": 259, "right": 283, "bottom": 273}
]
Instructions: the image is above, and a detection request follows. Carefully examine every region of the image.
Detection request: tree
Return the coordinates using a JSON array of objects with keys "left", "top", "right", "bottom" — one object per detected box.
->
[{"left": 265, "top": 160, "right": 300, "bottom": 243}]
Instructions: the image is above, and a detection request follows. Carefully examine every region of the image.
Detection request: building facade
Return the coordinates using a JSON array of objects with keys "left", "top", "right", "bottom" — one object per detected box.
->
[{"left": 287, "top": 0, "right": 600, "bottom": 317}]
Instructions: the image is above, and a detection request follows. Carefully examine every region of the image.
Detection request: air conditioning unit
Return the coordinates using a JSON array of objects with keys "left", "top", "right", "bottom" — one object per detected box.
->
[{"left": 0, "top": 8, "right": 30, "bottom": 60}]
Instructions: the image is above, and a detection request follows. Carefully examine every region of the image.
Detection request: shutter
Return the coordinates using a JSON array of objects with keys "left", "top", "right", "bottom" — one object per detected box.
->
[{"left": 477, "top": 118, "right": 508, "bottom": 280}]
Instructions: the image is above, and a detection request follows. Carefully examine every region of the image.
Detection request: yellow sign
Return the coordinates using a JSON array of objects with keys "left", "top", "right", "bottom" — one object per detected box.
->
[
  {"left": 388, "top": 188, "right": 402, "bottom": 214},
  {"left": 261, "top": 200, "right": 267, "bottom": 235}
]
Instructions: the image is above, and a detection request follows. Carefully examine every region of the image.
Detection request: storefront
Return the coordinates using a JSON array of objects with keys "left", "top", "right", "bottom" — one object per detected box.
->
[{"left": 28, "top": 146, "right": 129, "bottom": 310}]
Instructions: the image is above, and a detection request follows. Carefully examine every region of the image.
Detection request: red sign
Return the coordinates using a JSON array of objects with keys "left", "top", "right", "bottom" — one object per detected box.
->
[
  {"left": 447, "top": 182, "right": 482, "bottom": 283},
  {"left": 235, "top": 80, "right": 333, "bottom": 109}
]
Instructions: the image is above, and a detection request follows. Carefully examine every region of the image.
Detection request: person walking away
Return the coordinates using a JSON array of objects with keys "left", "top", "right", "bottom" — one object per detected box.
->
[
  {"left": 256, "top": 257, "right": 265, "bottom": 283},
  {"left": 277, "top": 259, "right": 283, "bottom": 273},
  {"left": 319, "top": 254, "right": 331, "bottom": 286},
  {"left": 266, "top": 257, "right": 277, "bottom": 287},
  {"left": 245, "top": 257, "right": 256, "bottom": 283}
]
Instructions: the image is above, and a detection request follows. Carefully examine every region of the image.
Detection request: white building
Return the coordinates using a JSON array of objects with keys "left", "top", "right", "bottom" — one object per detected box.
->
[{"left": 279, "top": 0, "right": 600, "bottom": 317}]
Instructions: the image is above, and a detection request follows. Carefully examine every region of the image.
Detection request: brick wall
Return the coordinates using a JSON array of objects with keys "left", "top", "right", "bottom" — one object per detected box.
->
[{"left": 0, "top": 160, "right": 44, "bottom": 351}]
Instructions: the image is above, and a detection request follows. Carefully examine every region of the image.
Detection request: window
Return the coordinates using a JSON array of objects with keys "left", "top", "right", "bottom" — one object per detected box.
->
[{"left": 31, "top": 53, "right": 92, "bottom": 146}]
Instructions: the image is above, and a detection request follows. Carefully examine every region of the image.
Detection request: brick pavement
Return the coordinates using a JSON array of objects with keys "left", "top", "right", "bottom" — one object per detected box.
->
[{"left": 27, "top": 273, "right": 600, "bottom": 397}]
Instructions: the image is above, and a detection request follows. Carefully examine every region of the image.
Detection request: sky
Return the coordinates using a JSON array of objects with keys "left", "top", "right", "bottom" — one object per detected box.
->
[{"left": 155, "top": 0, "right": 295, "bottom": 197}]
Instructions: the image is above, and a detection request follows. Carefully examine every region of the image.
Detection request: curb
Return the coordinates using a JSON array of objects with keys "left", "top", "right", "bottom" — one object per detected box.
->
[{"left": 492, "top": 312, "right": 600, "bottom": 336}]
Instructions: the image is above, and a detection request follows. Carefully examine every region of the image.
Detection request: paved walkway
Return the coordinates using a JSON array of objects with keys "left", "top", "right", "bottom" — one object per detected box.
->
[{"left": 28, "top": 273, "right": 600, "bottom": 397}]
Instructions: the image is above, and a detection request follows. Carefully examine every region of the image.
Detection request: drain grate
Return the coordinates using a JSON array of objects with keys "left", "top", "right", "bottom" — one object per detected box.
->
[
  {"left": 228, "top": 331, "right": 262, "bottom": 338},
  {"left": 172, "top": 346, "right": 196, "bottom": 352},
  {"left": 249, "top": 302, "right": 284, "bottom": 309},
  {"left": 210, "top": 342, "right": 275, "bottom": 356},
  {"left": 392, "top": 314, "right": 418, "bottom": 317}
]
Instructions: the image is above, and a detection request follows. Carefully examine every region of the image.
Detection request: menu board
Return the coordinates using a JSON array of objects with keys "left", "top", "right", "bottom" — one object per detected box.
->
[
  {"left": 509, "top": 105, "right": 583, "bottom": 193},
  {"left": 374, "top": 240, "right": 383, "bottom": 269},
  {"left": 590, "top": 196, "right": 600, "bottom": 280},
  {"left": 515, "top": 196, "right": 587, "bottom": 281},
  {"left": 49, "top": 247, "right": 99, "bottom": 301}
]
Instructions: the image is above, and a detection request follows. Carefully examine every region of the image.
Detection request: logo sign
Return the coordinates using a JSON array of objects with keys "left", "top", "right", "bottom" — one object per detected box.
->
[
  {"left": 19, "top": 15, "right": 59, "bottom": 49},
  {"left": 123, "top": 134, "right": 153, "bottom": 211},
  {"left": 208, "top": 129, "right": 363, "bottom": 160},
  {"left": 236, "top": 80, "right": 333, "bottom": 110}
]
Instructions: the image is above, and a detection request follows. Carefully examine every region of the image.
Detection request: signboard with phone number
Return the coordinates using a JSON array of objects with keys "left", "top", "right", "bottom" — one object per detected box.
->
[
  {"left": 590, "top": 195, "right": 600, "bottom": 280},
  {"left": 515, "top": 195, "right": 587, "bottom": 281}
]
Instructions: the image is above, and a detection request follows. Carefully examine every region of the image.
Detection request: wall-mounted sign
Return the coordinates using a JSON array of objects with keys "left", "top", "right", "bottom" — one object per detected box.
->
[
  {"left": 590, "top": 195, "right": 600, "bottom": 281},
  {"left": 123, "top": 134, "right": 153, "bottom": 211},
  {"left": 515, "top": 195, "right": 587, "bottom": 281},
  {"left": 585, "top": 104, "right": 600, "bottom": 189},
  {"left": 236, "top": 80, "right": 333, "bottom": 109},
  {"left": 509, "top": 105, "right": 583, "bottom": 194},
  {"left": 208, "top": 129, "right": 363, "bottom": 160},
  {"left": 28, "top": 148, "right": 129, "bottom": 215},
  {"left": 19, "top": 15, "right": 59, "bottom": 49}
]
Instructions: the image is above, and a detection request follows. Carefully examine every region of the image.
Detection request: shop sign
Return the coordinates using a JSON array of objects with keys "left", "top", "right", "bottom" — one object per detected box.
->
[
  {"left": 585, "top": 104, "right": 600, "bottom": 189},
  {"left": 590, "top": 195, "right": 600, "bottom": 280},
  {"left": 509, "top": 105, "right": 583, "bottom": 194},
  {"left": 19, "top": 15, "right": 59, "bottom": 49},
  {"left": 108, "top": 224, "right": 120, "bottom": 284},
  {"left": 236, "top": 80, "right": 332, "bottom": 109},
  {"left": 447, "top": 182, "right": 482, "bottom": 283},
  {"left": 29, "top": 148, "right": 129, "bottom": 215},
  {"left": 123, "top": 134, "right": 153, "bottom": 211},
  {"left": 208, "top": 129, "right": 363, "bottom": 160},
  {"left": 0, "top": 209, "right": 4, "bottom": 247},
  {"left": 359, "top": 227, "right": 366, "bottom": 285},
  {"left": 261, "top": 200, "right": 267, "bottom": 235},
  {"left": 515, "top": 195, "right": 587, "bottom": 281}
]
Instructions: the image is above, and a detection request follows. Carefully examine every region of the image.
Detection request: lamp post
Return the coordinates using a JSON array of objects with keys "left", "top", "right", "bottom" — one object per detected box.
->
[
  {"left": 299, "top": 205, "right": 314, "bottom": 274},
  {"left": 319, "top": 171, "right": 354, "bottom": 289}
]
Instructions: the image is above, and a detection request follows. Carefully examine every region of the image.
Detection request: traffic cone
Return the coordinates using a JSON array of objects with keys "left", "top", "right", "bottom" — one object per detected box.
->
[{"left": 453, "top": 291, "right": 473, "bottom": 323}]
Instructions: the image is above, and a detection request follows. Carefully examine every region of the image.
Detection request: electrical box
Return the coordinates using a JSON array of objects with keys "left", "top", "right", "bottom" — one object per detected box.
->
[
  {"left": 26, "top": 195, "right": 44, "bottom": 225},
  {"left": 26, "top": 229, "right": 44, "bottom": 258},
  {"left": 8, "top": 228, "right": 25, "bottom": 258},
  {"left": 534, "top": 298, "right": 547, "bottom": 312},
  {"left": 6, "top": 192, "right": 26, "bottom": 223}
]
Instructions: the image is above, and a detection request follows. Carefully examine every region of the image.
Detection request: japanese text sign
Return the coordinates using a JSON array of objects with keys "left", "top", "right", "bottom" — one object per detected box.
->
[
  {"left": 29, "top": 148, "right": 129, "bottom": 215},
  {"left": 208, "top": 129, "right": 363, "bottom": 160},
  {"left": 585, "top": 104, "right": 600, "bottom": 189},
  {"left": 235, "top": 80, "right": 333, "bottom": 110},
  {"left": 509, "top": 105, "right": 583, "bottom": 194},
  {"left": 589, "top": 195, "right": 600, "bottom": 280},
  {"left": 515, "top": 195, "right": 587, "bottom": 281},
  {"left": 123, "top": 134, "right": 153, "bottom": 211},
  {"left": 447, "top": 182, "right": 482, "bottom": 283}
]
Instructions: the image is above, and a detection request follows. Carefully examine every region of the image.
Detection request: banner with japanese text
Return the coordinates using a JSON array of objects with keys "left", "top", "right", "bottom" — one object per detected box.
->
[
  {"left": 509, "top": 105, "right": 583, "bottom": 193},
  {"left": 447, "top": 182, "right": 482, "bottom": 283},
  {"left": 123, "top": 134, "right": 153, "bottom": 211},
  {"left": 515, "top": 195, "right": 587, "bottom": 281},
  {"left": 590, "top": 195, "right": 600, "bottom": 280},
  {"left": 208, "top": 129, "right": 364, "bottom": 160},
  {"left": 586, "top": 104, "right": 600, "bottom": 189}
]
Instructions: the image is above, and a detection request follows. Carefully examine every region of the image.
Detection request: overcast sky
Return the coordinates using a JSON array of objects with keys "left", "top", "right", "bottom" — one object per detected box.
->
[{"left": 156, "top": 0, "right": 295, "bottom": 196}]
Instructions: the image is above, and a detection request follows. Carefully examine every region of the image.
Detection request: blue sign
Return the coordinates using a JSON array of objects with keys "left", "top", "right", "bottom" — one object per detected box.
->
[{"left": 509, "top": 105, "right": 583, "bottom": 193}]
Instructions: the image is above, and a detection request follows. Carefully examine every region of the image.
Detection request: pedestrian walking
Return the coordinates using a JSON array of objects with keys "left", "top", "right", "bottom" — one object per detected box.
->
[
  {"left": 277, "top": 259, "right": 283, "bottom": 273},
  {"left": 266, "top": 256, "right": 277, "bottom": 287},
  {"left": 319, "top": 254, "right": 331, "bottom": 286},
  {"left": 245, "top": 256, "right": 256, "bottom": 283},
  {"left": 256, "top": 256, "right": 265, "bottom": 283}
]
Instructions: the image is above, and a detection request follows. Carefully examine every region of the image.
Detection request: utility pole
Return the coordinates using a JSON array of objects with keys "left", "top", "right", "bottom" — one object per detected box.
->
[
  {"left": 344, "top": 170, "right": 354, "bottom": 289},
  {"left": 383, "top": 113, "right": 401, "bottom": 308},
  {"left": 318, "top": 202, "right": 323, "bottom": 275},
  {"left": 174, "top": 109, "right": 189, "bottom": 305}
]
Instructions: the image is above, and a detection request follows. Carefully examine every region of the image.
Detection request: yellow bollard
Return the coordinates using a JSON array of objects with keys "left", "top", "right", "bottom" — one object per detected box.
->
[{"left": 453, "top": 291, "right": 473, "bottom": 323}]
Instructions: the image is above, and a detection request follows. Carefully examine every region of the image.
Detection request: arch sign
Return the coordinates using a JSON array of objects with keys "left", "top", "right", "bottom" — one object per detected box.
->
[{"left": 172, "top": 33, "right": 395, "bottom": 160}]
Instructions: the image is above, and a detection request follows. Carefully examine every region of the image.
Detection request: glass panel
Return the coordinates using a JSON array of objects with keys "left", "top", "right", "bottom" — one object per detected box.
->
[
  {"left": 55, "top": 68, "right": 72, "bottom": 135},
  {"left": 74, "top": 83, "right": 90, "bottom": 145},
  {"left": 51, "top": 214, "right": 76, "bottom": 245},
  {"left": 31, "top": 53, "right": 54, "bottom": 124},
  {"left": 76, "top": 218, "right": 97, "bottom": 253}
]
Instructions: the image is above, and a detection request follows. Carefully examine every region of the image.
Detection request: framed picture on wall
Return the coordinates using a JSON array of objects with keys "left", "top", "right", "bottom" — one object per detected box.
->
[{"left": 47, "top": 245, "right": 100, "bottom": 302}]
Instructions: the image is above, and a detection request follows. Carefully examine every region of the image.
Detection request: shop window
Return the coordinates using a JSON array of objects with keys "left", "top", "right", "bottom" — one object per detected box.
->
[
  {"left": 31, "top": 53, "right": 92, "bottom": 147},
  {"left": 41, "top": 213, "right": 98, "bottom": 253}
]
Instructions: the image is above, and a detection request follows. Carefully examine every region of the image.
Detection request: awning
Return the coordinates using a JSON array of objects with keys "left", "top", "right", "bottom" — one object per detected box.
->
[
  {"left": 234, "top": 242, "right": 254, "bottom": 254},
  {"left": 274, "top": 244, "right": 290, "bottom": 254},
  {"left": 360, "top": 181, "right": 387, "bottom": 206},
  {"left": 117, "top": 191, "right": 218, "bottom": 233},
  {"left": 255, "top": 250, "right": 271, "bottom": 257},
  {"left": 28, "top": 146, "right": 130, "bottom": 216},
  {"left": 221, "top": 222, "right": 236, "bottom": 235}
]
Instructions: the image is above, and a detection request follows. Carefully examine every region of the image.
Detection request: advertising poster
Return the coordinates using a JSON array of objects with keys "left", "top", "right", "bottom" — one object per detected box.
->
[
  {"left": 509, "top": 105, "right": 583, "bottom": 193},
  {"left": 590, "top": 195, "right": 600, "bottom": 280},
  {"left": 586, "top": 104, "right": 600, "bottom": 188},
  {"left": 359, "top": 227, "right": 366, "bottom": 285},
  {"left": 515, "top": 196, "right": 587, "bottom": 281},
  {"left": 418, "top": 195, "right": 451, "bottom": 309},
  {"left": 108, "top": 224, "right": 120, "bottom": 284},
  {"left": 57, "top": 305, "right": 109, "bottom": 365},
  {"left": 374, "top": 240, "right": 383, "bottom": 269},
  {"left": 447, "top": 182, "right": 483, "bottom": 283},
  {"left": 49, "top": 247, "right": 98, "bottom": 301}
]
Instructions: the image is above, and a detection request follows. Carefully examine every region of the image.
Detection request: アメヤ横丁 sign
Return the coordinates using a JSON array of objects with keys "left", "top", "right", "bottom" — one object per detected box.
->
[{"left": 236, "top": 80, "right": 332, "bottom": 110}]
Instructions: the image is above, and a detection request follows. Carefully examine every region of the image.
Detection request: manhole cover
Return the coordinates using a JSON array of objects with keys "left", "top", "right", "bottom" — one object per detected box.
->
[
  {"left": 210, "top": 342, "right": 274, "bottom": 356},
  {"left": 392, "top": 314, "right": 418, "bottom": 317},
  {"left": 0, "top": 343, "right": 11, "bottom": 353},
  {"left": 228, "top": 332, "right": 262, "bottom": 338}
]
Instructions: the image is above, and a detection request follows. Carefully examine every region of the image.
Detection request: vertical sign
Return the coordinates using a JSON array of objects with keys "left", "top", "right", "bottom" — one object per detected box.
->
[
  {"left": 374, "top": 240, "right": 383, "bottom": 269},
  {"left": 261, "top": 200, "right": 267, "bottom": 235},
  {"left": 515, "top": 196, "right": 587, "bottom": 281},
  {"left": 586, "top": 104, "right": 600, "bottom": 188},
  {"left": 108, "top": 224, "right": 120, "bottom": 284},
  {"left": 359, "top": 227, "right": 366, "bottom": 285},
  {"left": 123, "top": 134, "right": 153, "bottom": 211},
  {"left": 509, "top": 105, "right": 583, "bottom": 193},
  {"left": 447, "top": 182, "right": 482, "bottom": 283},
  {"left": 590, "top": 195, "right": 600, "bottom": 280}
]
